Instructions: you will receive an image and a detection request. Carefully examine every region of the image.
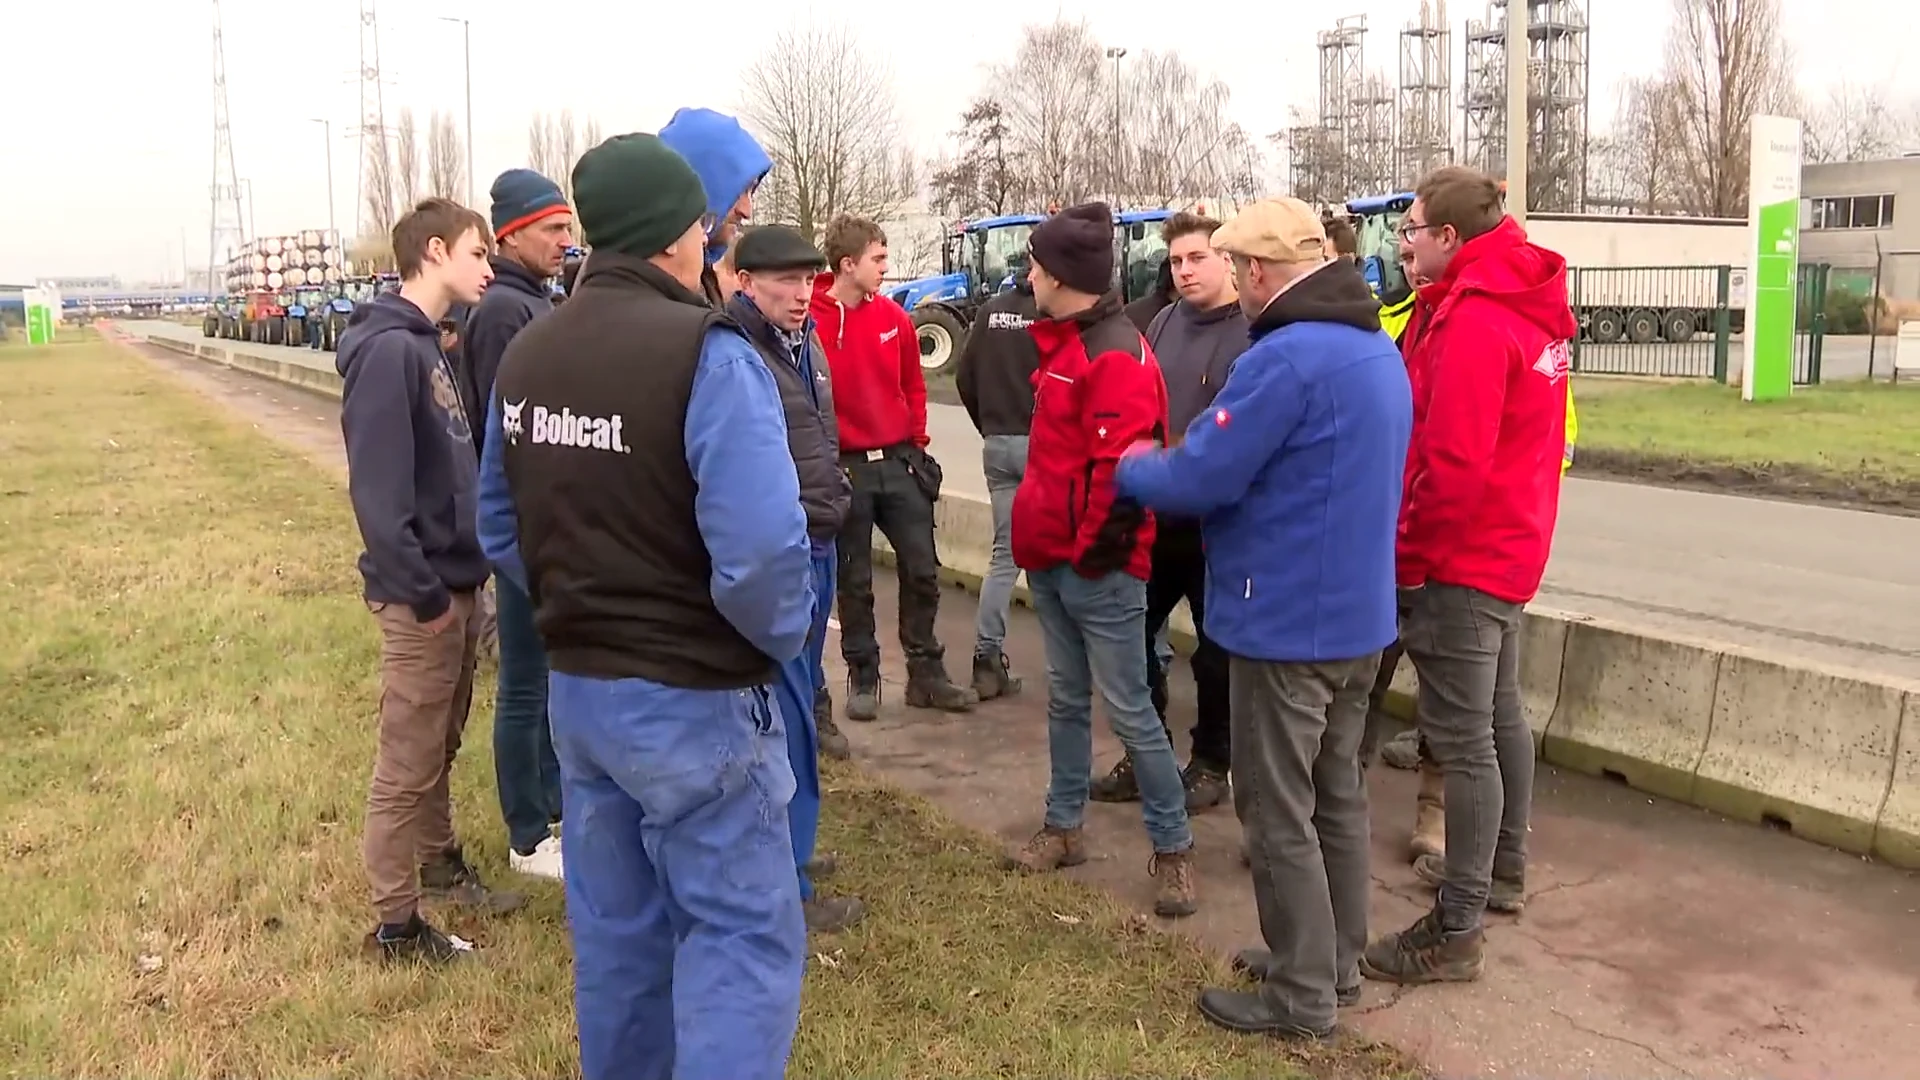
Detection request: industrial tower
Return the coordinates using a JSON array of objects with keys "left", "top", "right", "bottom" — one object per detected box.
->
[
  {"left": 357, "top": 0, "right": 390, "bottom": 236},
  {"left": 1461, "top": 0, "right": 1591, "bottom": 211},
  {"left": 1398, "top": 0, "right": 1454, "bottom": 188},
  {"left": 207, "top": 0, "right": 247, "bottom": 292}
]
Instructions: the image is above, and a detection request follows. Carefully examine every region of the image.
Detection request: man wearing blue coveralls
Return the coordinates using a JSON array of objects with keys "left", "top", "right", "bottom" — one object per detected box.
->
[{"left": 478, "top": 132, "right": 814, "bottom": 1080}]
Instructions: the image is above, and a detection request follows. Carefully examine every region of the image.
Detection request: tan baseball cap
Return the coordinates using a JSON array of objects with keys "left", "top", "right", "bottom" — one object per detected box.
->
[{"left": 1211, "top": 198, "right": 1329, "bottom": 264}]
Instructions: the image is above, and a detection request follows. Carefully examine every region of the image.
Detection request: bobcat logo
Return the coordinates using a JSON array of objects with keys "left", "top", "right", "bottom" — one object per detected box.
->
[{"left": 502, "top": 398, "right": 527, "bottom": 444}]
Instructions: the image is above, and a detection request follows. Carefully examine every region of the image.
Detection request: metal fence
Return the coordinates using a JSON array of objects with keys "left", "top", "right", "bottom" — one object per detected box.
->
[{"left": 1567, "top": 263, "right": 1830, "bottom": 385}]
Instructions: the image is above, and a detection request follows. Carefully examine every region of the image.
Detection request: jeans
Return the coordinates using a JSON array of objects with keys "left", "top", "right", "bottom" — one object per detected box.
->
[
  {"left": 1401, "top": 582, "right": 1531, "bottom": 932},
  {"left": 805, "top": 545, "right": 835, "bottom": 701},
  {"left": 1232, "top": 652, "right": 1378, "bottom": 1033},
  {"left": 494, "top": 573, "right": 561, "bottom": 854},
  {"left": 548, "top": 673, "right": 804, "bottom": 1080},
  {"left": 1027, "top": 565, "right": 1193, "bottom": 854},
  {"left": 773, "top": 650, "right": 821, "bottom": 901},
  {"left": 974, "top": 435, "right": 1028, "bottom": 658},
  {"left": 1144, "top": 522, "right": 1231, "bottom": 771},
  {"left": 836, "top": 449, "right": 942, "bottom": 673}
]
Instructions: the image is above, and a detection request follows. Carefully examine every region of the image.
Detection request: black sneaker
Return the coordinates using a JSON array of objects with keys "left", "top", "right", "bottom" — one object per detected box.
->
[
  {"left": 363, "top": 914, "right": 473, "bottom": 963},
  {"left": 1089, "top": 755, "right": 1141, "bottom": 803},
  {"left": 844, "top": 667, "right": 881, "bottom": 723},
  {"left": 419, "top": 849, "right": 527, "bottom": 915}
]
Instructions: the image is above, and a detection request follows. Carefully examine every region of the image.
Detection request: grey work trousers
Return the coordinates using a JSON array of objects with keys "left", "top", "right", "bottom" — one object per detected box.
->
[
  {"left": 1401, "top": 582, "right": 1532, "bottom": 932},
  {"left": 1231, "top": 651, "right": 1380, "bottom": 1033}
]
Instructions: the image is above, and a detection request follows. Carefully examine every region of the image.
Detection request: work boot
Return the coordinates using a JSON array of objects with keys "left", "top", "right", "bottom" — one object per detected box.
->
[
  {"left": 904, "top": 657, "right": 978, "bottom": 713},
  {"left": 1196, "top": 988, "right": 1335, "bottom": 1042},
  {"left": 419, "top": 848, "right": 527, "bottom": 915},
  {"left": 1151, "top": 848, "right": 1199, "bottom": 917},
  {"left": 1089, "top": 755, "right": 1142, "bottom": 803},
  {"left": 814, "top": 687, "right": 850, "bottom": 760},
  {"left": 803, "top": 852, "right": 839, "bottom": 880},
  {"left": 1411, "top": 854, "right": 1526, "bottom": 914},
  {"left": 1001, "top": 825, "right": 1089, "bottom": 872},
  {"left": 1409, "top": 762, "right": 1446, "bottom": 863},
  {"left": 1360, "top": 908, "right": 1486, "bottom": 985},
  {"left": 1380, "top": 728, "right": 1424, "bottom": 770},
  {"left": 1183, "top": 761, "right": 1230, "bottom": 812},
  {"left": 363, "top": 913, "right": 473, "bottom": 964},
  {"left": 971, "top": 651, "right": 1023, "bottom": 701},
  {"left": 1232, "top": 947, "right": 1361, "bottom": 1006},
  {"left": 804, "top": 895, "right": 867, "bottom": 934},
  {"left": 844, "top": 665, "right": 881, "bottom": 723}
]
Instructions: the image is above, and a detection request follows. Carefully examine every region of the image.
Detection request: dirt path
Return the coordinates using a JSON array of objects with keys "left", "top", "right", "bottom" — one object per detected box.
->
[{"left": 119, "top": 332, "right": 1920, "bottom": 1080}]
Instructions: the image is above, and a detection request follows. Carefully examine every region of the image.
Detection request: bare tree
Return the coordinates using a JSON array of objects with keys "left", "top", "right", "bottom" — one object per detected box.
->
[
  {"left": 426, "top": 110, "right": 465, "bottom": 201},
  {"left": 986, "top": 20, "right": 1109, "bottom": 205},
  {"left": 1659, "top": 0, "right": 1798, "bottom": 216},
  {"left": 393, "top": 107, "right": 422, "bottom": 211},
  {"left": 739, "top": 21, "right": 917, "bottom": 241},
  {"left": 361, "top": 130, "right": 398, "bottom": 241},
  {"left": 1587, "top": 76, "right": 1690, "bottom": 213},
  {"left": 931, "top": 98, "right": 1030, "bottom": 217},
  {"left": 581, "top": 117, "right": 604, "bottom": 157},
  {"left": 1803, "top": 80, "right": 1909, "bottom": 164},
  {"left": 1121, "top": 49, "right": 1262, "bottom": 205}
]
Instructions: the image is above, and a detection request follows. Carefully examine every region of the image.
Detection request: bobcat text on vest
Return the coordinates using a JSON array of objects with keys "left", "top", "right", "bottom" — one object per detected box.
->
[{"left": 504, "top": 399, "right": 631, "bottom": 454}]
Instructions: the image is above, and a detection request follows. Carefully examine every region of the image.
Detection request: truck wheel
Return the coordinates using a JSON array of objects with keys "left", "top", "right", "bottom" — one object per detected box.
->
[
  {"left": 1661, "top": 309, "right": 1696, "bottom": 343},
  {"left": 1588, "top": 309, "right": 1624, "bottom": 344},
  {"left": 1625, "top": 309, "right": 1659, "bottom": 345},
  {"left": 912, "top": 308, "right": 966, "bottom": 376}
]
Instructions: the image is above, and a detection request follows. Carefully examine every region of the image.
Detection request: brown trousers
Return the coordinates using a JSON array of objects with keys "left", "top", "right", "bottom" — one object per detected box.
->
[{"left": 363, "top": 592, "right": 480, "bottom": 924}]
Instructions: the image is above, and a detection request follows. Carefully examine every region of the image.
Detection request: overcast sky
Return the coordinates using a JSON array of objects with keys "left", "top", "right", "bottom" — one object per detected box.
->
[{"left": 4, "top": 0, "right": 1911, "bottom": 283}]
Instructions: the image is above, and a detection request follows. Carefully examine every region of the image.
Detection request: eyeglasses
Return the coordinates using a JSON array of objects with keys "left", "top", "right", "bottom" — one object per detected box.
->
[
  {"left": 700, "top": 212, "right": 720, "bottom": 239},
  {"left": 1398, "top": 220, "right": 1445, "bottom": 241}
]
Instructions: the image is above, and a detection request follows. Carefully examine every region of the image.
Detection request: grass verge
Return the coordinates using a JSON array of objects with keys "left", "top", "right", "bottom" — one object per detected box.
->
[
  {"left": 0, "top": 341, "right": 1417, "bottom": 1080},
  {"left": 1572, "top": 377, "right": 1920, "bottom": 512}
]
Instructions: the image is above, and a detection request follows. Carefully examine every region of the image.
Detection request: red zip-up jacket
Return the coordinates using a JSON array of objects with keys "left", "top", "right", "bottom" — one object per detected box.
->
[
  {"left": 808, "top": 277, "right": 928, "bottom": 452},
  {"left": 1397, "top": 216, "right": 1579, "bottom": 603},
  {"left": 1012, "top": 293, "right": 1169, "bottom": 581}
]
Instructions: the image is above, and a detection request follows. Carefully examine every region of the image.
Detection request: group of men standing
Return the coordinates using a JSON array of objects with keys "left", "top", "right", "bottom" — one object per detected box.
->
[{"left": 952, "top": 168, "right": 1575, "bottom": 1042}]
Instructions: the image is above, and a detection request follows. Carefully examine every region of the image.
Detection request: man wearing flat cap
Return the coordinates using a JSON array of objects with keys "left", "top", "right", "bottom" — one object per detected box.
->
[
  {"left": 1000, "top": 201, "right": 1198, "bottom": 920},
  {"left": 1115, "top": 196, "right": 1412, "bottom": 1042},
  {"left": 726, "top": 224, "right": 867, "bottom": 935},
  {"left": 481, "top": 133, "right": 814, "bottom": 1080}
]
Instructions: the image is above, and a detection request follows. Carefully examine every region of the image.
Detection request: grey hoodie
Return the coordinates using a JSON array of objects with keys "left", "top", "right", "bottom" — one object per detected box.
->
[{"left": 1145, "top": 298, "right": 1250, "bottom": 444}]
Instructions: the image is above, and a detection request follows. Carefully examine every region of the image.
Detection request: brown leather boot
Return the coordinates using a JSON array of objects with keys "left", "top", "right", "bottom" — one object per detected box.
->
[
  {"left": 1409, "top": 762, "right": 1445, "bottom": 863},
  {"left": 1000, "top": 825, "right": 1089, "bottom": 872},
  {"left": 1151, "top": 848, "right": 1199, "bottom": 918}
]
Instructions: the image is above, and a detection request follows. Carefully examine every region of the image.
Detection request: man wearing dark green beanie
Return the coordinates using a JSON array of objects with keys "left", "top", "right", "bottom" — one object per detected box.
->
[{"left": 483, "top": 131, "right": 814, "bottom": 1080}]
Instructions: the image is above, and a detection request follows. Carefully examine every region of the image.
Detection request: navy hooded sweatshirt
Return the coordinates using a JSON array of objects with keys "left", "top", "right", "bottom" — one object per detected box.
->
[{"left": 336, "top": 291, "right": 490, "bottom": 622}]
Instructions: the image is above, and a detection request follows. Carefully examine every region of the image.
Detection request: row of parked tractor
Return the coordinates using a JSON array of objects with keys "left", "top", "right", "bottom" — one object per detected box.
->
[{"left": 200, "top": 275, "right": 397, "bottom": 351}]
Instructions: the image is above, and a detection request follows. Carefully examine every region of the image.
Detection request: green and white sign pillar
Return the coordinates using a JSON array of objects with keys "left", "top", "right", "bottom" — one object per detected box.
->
[
  {"left": 23, "top": 288, "right": 57, "bottom": 345},
  {"left": 1742, "top": 114, "right": 1802, "bottom": 401}
]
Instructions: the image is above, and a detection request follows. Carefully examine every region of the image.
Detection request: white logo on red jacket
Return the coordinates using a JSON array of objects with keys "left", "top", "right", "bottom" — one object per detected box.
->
[
  {"left": 879, "top": 327, "right": 899, "bottom": 344},
  {"left": 1534, "top": 340, "right": 1571, "bottom": 382}
]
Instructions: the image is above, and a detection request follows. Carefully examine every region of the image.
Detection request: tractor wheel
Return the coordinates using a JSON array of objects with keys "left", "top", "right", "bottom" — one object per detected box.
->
[{"left": 911, "top": 308, "right": 966, "bottom": 377}]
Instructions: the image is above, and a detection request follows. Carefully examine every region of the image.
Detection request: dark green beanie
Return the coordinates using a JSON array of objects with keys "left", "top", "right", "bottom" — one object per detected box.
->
[{"left": 571, "top": 133, "right": 709, "bottom": 259}]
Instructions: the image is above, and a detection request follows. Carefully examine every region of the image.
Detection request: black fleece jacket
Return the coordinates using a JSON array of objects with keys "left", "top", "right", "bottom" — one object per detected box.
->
[
  {"left": 458, "top": 256, "right": 553, "bottom": 451},
  {"left": 954, "top": 283, "right": 1042, "bottom": 437}
]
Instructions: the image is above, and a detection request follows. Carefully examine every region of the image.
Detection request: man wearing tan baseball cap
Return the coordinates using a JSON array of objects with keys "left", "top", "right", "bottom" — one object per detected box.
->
[{"left": 1114, "top": 195, "right": 1413, "bottom": 1041}]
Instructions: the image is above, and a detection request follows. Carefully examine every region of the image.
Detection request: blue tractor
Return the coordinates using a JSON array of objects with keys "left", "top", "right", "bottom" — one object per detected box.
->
[
  {"left": 889, "top": 208, "right": 1177, "bottom": 376},
  {"left": 1343, "top": 191, "right": 1417, "bottom": 300}
]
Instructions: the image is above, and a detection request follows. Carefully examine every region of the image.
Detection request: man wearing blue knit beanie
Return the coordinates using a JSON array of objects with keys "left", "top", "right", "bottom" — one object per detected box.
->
[{"left": 462, "top": 167, "right": 574, "bottom": 887}]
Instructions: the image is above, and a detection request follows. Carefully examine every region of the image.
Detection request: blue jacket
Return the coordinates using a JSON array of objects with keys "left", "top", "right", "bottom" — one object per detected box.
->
[
  {"left": 658, "top": 107, "right": 773, "bottom": 267},
  {"left": 1115, "top": 261, "right": 1412, "bottom": 664}
]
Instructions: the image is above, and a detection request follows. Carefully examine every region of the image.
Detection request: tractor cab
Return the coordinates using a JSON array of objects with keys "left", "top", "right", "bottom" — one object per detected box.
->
[
  {"left": 1114, "top": 209, "right": 1175, "bottom": 304},
  {"left": 889, "top": 214, "right": 1045, "bottom": 374},
  {"left": 1345, "top": 191, "right": 1416, "bottom": 300}
]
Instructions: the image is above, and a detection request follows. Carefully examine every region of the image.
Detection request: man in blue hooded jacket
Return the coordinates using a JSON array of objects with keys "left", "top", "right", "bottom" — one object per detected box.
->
[
  {"left": 477, "top": 133, "right": 813, "bottom": 1080},
  {"left": 659, "top": 106, "right": 772, "bottom": 308}
]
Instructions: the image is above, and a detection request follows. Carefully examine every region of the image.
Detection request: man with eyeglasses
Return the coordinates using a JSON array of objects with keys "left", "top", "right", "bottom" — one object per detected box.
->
[{"left": 658, "top": 107, "right": 771, "bottom": 308}]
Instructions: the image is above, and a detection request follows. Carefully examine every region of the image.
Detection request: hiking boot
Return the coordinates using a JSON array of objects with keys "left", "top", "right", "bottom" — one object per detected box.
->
[
  {"left": 814, "top": 689, "right": 851, "bottom": 760},
  {"left": 1360, "top": 908, "right": 1485, "bottom": 985},
  {"left": 971, "top": 651, "right": 1023, "bottom": 701},
  {"left": 1380, "top": 728, "right": 1423, "bottom": 770},
  {"left": 1196, "top": 987, "right": 1336, "bottom": 1042},
  {"left": 844, "top": 666, "right": 881, "bottom": 723},
  {"left": 1151, "top": 848, "right": 1199, "bottom": 918},
  {"left": 1232, "top": 947, "right": 1360, "bottom": 1005},
  {"left": 363, "top": 913, "right": 473, "bottom": 964},
  {"left": 1183, "top": 762, "right": 1230, "bottom": 812},
  {"left": 419, "top": 849, "right": 527, "bottom": 915},
  {"left": 1409, "top": 762, "right": 1445, "bottom": 863},
  {"left": 803, "top": 852, "right": 839, "bottom": 880},
  {"left": 1001, "top": 825, "right": 1089, "bottom": 873},
  {"left": 1411, "top": 854, "right": 1526, "bottom": 914},
  {"left": 804, "top": 895, "right": 867, "bottom": 934},
  {"left": 904, "top": 657, "right": 978, "bottom": 713},
  {"left": 1089, "top": 755, "right": 1141, "bottom": 803}
]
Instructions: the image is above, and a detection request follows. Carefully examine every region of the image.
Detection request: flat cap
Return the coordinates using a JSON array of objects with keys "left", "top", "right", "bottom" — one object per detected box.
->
[
  {"left": 732, "top": 225, "right": 827, "bottom": 273},
  {"left": 1211, "top": 198, "right": 1329, "bottom": 264}
]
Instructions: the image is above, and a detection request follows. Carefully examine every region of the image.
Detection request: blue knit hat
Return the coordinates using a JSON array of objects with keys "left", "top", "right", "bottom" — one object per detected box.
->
[{"left": 489, "top": 168, "right": 570, "bottom": 240}]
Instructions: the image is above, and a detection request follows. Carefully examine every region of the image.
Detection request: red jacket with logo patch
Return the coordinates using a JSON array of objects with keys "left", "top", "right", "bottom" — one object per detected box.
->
[
  {"left": 1397, "top": 216, "right": 1578, "bottom": 604},
  {"left": 809, "top": 277, "right": 928, "bottom": 452},
  {"left": 1012, "top": 294, "right": 1169, "bottom": 581}
]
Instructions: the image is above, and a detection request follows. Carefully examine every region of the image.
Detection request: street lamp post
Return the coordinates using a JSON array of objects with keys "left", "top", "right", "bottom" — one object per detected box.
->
[
  {"left": 1105, "top": 46, "right": 1127, "bottom": 209},
  {"left": 439, "top": 16, "right": 475, "bottom": 207},
  {"left": 309, "top": 118, "right": 336, "bottom": 238}
]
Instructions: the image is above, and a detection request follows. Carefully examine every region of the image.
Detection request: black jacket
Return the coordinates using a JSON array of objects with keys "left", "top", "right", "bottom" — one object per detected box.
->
[
  {"left": 459, "top": 256, "right": 553, "bottom": 450},
  {"left": 954, "top": 283, "right": 1042, "bottom": 437},
  {"left": 727, "top": 293, "right": 851, "bottom": 543},
  {"left": 335, "top": 293, "right": 489, "bottom": 621},
  {"left": 1145, "top": 298, "right": 1250, "bottom": 442}
]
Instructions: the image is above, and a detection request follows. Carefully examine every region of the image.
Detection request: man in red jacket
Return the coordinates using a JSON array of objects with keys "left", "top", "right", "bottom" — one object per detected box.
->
[
  {"left": 999, "top": 202, "right": 1196, "bottom": 919},
  {"left": 810, "top": 214, "right": 976, "bottom": 722},
  {"left": 1361, "top": 166, "right": 1577, "bottom": 986}
]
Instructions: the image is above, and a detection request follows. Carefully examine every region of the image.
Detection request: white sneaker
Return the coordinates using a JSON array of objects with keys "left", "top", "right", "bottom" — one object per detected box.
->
[{"left": 508, "top": 835, "right": 563, "bottom": 880}]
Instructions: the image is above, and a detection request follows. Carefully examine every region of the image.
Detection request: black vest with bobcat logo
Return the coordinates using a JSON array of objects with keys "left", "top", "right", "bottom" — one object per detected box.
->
[{"left": 494, "top": 252, "right": 774, "bottom": 688}]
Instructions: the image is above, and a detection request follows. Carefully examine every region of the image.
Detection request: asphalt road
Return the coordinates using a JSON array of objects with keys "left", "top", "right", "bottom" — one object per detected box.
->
[{"left": 125, "top": 318, "right": 1920, "bottom": 679}]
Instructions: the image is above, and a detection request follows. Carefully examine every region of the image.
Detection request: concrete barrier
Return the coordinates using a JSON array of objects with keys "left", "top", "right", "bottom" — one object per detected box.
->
[{"left": 123, "top": 331, "right": 1920, "bottom": 871}]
